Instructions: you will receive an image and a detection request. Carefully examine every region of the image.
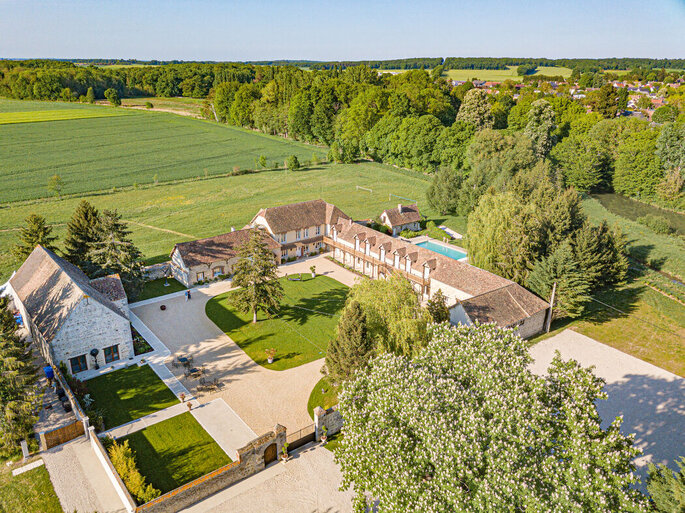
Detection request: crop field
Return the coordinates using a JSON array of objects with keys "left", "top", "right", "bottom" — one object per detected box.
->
[
  {"left": 0, "top": 98, "right": 326, "bottom": 203},
  {"left": 0, "top": 161, "right": 464, "bottom": 282},
  {"left": 119, "top": 96, "right": 204, "bottom": 117},
  {"left": 0, "top": 108, "right": 129, "bottom": 124},
  {"left": 445, "top": 65, "right": 572, "bottom": 82}
]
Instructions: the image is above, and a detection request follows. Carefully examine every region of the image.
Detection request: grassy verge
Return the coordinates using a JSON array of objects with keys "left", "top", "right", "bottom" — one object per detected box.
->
[
  {"left": 121, "top": 412, "right": 230, "bottom": 494},
  {"left": 137, "top": 277, "right": 186, "bottom": 302},
  {"left": 0, "top": 465, "right": 62, "bottom": 513},
  {"left": 206, "top": 275, "right": 348, "bottom": 370},
  {"left": 307, "top": 376, "right": 340, "bottom": 419},
  {"left": 85, "top": 365, "right": 179, "bottom": 428},
  {"left": 323, "top": 433, "right": 343, "bottom": 453}
]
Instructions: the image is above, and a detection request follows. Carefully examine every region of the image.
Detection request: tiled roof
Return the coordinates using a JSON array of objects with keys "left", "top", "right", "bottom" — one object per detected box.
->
[
  {"left": 90, "top": 275, "right": 127, "bottom": 302},
  {"left": 382, "top": 204, "right": 421, "bottom": 227},
  {"left": 172, "top": 228, "right": 280, "bottom": 268},
  {"left": 9, "top": 246, "right": 127, "bottom": 344},
  {"left": 460, "top": 284, "right": 549, "bottom": 327},
  {"left": 253, "top": 199, "right": 350, "bottom": 234},
  {"left": 281, "top": 235, "right": 324, "bottom": 251}
]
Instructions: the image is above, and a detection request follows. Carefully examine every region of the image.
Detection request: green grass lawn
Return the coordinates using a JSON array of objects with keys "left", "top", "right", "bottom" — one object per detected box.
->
[
  {"left": 120, "top": 97, "right": 204, "bottom": 116},
  {"left": 121, "top": 412, "right": 231, "bottom": 494},
  {"left": 206, "top": 275, "right": 348, "bottom": 370},
  {"left": 0, "top": 465, "right": 62, "bottom": 513},
  {"left": 307, "top": 376, "right": 340, "bottom": 419},
  {"left": 85, "top": 365, "right": 180, "bottom": 429},
  {"left": 137, "top": 277, "right": 187, "bottom": 302}
]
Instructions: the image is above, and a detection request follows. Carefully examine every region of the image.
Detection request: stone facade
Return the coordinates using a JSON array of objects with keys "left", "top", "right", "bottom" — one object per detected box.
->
[
  {"left": 313, "top": 406, "right": 344, "bottom": 442},
  {"left": 142, "top": 263, "right": 171, "bottom": 281}
]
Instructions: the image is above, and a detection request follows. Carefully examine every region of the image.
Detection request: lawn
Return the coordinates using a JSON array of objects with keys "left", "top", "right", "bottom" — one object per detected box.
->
[
  {"left": 0, "top": 465, "right": 62, "bottom": 513},
  {"left": 445, "top": 65, "right": 572, "bottom": 82},
  {"left": 121, "top": 412, "right": 231, "bottom": 494},
  {"left": 307, "top": 375, "right": 340, "bottom": 419},
  {"left": 206, "top": 275, "right": 348, "bottom": 370},
  {"left": 85, "top": 364, "right": 180, "bottom": 429},
  {"left": 136, "top": 277, "right": 187, "bottom": 302},
  {"left": 0, "top": 97, "right": 326, "bottom": 203}
]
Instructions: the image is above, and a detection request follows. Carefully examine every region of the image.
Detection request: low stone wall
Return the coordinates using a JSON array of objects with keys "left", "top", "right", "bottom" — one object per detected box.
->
[
  {"left": 142, "top": 263, "right": 170, "bottom": 281},
  {"left": 313, "top": 406, "right": 344, "bottom": 441},
  {"left": 135, "top": 424, "right": 286, "bottom": 513},
  {"left": 40, "top": 420, "right": 85, "bottom": 450},
  {"left": 89, "top": 427, "right": 137, "bottom": 513}
]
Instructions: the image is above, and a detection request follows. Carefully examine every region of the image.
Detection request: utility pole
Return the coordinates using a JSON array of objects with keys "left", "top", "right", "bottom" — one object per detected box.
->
[{"left": 545, "top": 281, "right": 556, "bottom": 333}]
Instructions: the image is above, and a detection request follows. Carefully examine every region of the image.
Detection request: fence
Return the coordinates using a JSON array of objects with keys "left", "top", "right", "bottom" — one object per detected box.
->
[
  {"left": 286, "top": 423, "right": 315, "bottom": 452},
  {"left": 40, "top": 420, "right": 85, "bottom": 450},
  {"left": 89, "top": 427, "right": 137, "bottom": 513}
]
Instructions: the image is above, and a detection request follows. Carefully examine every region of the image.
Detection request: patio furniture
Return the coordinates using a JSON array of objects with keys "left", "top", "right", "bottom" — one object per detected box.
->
[{"left": 187, "top": 367, "right": 201, "bottom": 378}]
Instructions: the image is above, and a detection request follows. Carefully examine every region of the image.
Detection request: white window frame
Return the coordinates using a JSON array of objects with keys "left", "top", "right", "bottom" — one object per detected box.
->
[
  {"left": 304, "top": 228, "right": 309, "bottom": 238},
  {"left": 296, "top": 230, "right": 301, "bottom": 241},
  {"left": 316, "top": 225, "right": 321, "bottom": 235}
]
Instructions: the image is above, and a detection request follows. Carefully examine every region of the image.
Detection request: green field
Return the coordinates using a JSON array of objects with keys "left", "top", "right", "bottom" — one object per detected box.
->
[
  {"left": 121, "top": 412, "right": 231, "bottom": 495},
  {"left": 0, "top": 108, "right": 129, "bottom": 124},
  {"left": 307, "top": 376, "right": 340, "bottom": 419},
  {"left": 0, "top": 465, "right": 62, "bottom": 513},
  {"left": 445, "top": 65, "right": 572, "bottom": 82},
  {"left": 0, "top": 98, "right": 326, "bottom": 203},
  {"left": 206, "top": 275, "right": 348, "bottom": 370},
  {"left": 137, "top": 277, "right": 187, "bottom": 301},
  {"left": 119, "top": 96, "right": 205, "bottom": 117},
  {"left": 0, "top": 162, "right": 459, "bottom": 283},
  {"left": 85, "top": 365, "right": 180, "bottom": 429}
]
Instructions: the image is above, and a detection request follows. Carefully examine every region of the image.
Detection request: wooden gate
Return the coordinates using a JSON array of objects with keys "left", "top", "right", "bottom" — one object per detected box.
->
[{"left": 264, "top": 443, "right": 277, "bottom": 465}]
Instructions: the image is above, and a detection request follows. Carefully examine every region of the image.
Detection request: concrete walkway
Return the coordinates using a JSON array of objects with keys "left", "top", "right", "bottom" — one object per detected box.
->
[
  {"left": 191, "top": 398, "right": 257, "bottom": 460},
  {"left": 11, "top": 459, "right": 44, "bottom": 476},
  {"left": 42, "top": 436, "right": 127, "bottom": 513},
  {"left": 185, "top": 444, "right": 353, "bottom": 513},
  {"left": 102, "top": 402, "right": 189, "bottom": 438},
  {"left": 530, "top": 329, "right": 685, "bottom": 487}
]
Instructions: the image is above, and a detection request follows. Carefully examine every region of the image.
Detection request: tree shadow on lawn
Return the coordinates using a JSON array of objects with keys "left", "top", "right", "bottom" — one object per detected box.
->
[
  {"left": 283, "top": 286, "right": 348, "bottom": 327},
  {"left": 581, "top": 276, "right": 644, "bottom": 325},
  {"left": 602, "top": 373, "right": 685, "bottom": 490}
]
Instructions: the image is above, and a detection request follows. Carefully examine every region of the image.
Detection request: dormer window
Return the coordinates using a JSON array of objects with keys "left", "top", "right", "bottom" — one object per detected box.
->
[
  {"left": 423, "top": 266, "right": 430, "bottom": 279},
  {"left": 380, "top": 247, "right": 386, "bottom": 261},
  {"left": 394, "top": 254, "right": 400, "bottom": 268},
  {"left": 355, "top": 238, "right": 360, "bottom": 251},
  {"left": 365, "top": 242, "right": 370, "bottom": 255},
  {"left": 405, "top": 258, "right": 411, "bottom": 272}
]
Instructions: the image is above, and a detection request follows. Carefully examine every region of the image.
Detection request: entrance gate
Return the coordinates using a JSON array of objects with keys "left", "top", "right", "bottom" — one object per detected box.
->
[{"left": 264, "top": 443, "right": 277, "bottom": 465}]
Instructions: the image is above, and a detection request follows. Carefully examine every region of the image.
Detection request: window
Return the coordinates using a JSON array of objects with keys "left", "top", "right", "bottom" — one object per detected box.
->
[
  {"left": 380, "top": 247, "right": 385, "bottom": 261},
  {"left": 104, "top": 345, "right": 120, "bottom": 363},
  {"left": 281, "top": 233, "right": 287, "bottom": 243},
  {"left": 316, "top": 225, "right": 321, "bottom": 235},
  {"left": 296, "top": 230, "right": 301, "bottom": 240},
  {"left": 355, "top": 239, "right": 360, "bottom": 250},
  {"left": 70, "top": 355, "right": 87, "bottom": 374},
  {"left": 394, "top": 255, "right": 400, "bottom": 268},
  {"left": 196, "top": 272, "right": 205, "bottom": 281},
  {"left": 213, "top": 267, "right": 224, "bottom": 277},
  {"left": 304, "top": 228, "right": 309, "bottom": 238}
]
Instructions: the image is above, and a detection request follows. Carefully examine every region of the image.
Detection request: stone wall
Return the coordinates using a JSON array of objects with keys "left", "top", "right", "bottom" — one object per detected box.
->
[
  {"left": 143, "top": 263, "right": 171, "bottom": 281},
  {"left": 516, "top": 307, "right": 548, "bottom": 339},
  {"left": 135, "top": 424, "right": 287, "bottom": 513},
  {"left": 313, "top": 406, "right": 344, "bottom": 441},
  {"left": 89, "top": 427, "right": 137, "bottom": 513}
]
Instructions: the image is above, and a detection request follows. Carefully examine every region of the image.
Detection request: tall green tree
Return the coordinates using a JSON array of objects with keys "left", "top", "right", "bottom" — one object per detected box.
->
[
  {"left": 587, "top": 84, "right": 619, "bottom": 119},
  {"left": 104, "top": 88, "right": 121, "bottom": 106},
  {"left": 455, "top": 88, "right": 493, "bottom": 130},
  {"left": 90, "top": 210, "right": 144, "bottom": 298},
  {"left": 613, "top": 129, "right": 664, "bottom": 198},
  {"left": 12, "top": 214, "right": 58, "bottom": 260},
  {"left": 63, "top": 200, "right": 101, "bottom": 269},
  {"left": 426, "top": 289, "right": 450, "bottom": 323},
  {"left": 524, "top": 99, "right": 556, "bottom": 158},
  {"left": 86, "top": 86, "right": 95, "bottom": 104},
  {"left": 47, "top": 174, "right": 64, "bottom": 198},
  {"left": 325, "top": 301, "right": 374, "bottom": 384},
  {"left": 0, "top": 297, "right": 39, "bottom": 456},
  {"left": 230, "top": 229, "right": 283, "bottom": 323},
  {"left": 426, "top": 167, "right": 464, "bottom": 215},
  {"left": 527, "top": 242, "right": 591, "bottom": 319},
  {"left": 337, "top": 323, "right": 646, "bottom": 512},
  {"left": 572, "top": 221, "right": 628, "bottom": 290},
  {"left": 647, "top": 457, "right": 685, "bottom": 513}
]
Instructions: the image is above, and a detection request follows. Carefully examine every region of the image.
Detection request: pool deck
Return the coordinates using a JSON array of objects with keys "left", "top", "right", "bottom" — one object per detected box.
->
[{"left": 410, "top": 235, "right": 468, "bottom": 262}]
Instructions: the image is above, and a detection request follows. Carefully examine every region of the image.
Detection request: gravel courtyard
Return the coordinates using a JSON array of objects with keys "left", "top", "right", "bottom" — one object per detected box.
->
[{"left": 530, "top": 329, "right": 685, "bottom": 487}]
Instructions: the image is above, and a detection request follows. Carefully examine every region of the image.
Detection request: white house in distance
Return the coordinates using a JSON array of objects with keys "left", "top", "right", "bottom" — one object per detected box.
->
[
  {"left": 8, "top": 246, "right": 134, "bottom": 375},
  {"left": 250, "top": 199, "right": 350, "bottom": 260},
  {"left": 380, "top": 204, "right": 422, "bottom": 235}
]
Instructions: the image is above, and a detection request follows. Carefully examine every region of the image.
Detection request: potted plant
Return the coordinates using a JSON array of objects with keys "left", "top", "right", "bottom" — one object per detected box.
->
[
  {"left": 321, "top": 425, "right": 328, "bottom": 444},
  {"left": 179, "top": 392, "right": 185, "bottom": 403},
  {"left": 310, "top": 265, "right": 316, "bottom": 278},
  {"left": 281, "top": 442, "right": 289, "bottom": 463},
  {"left": 265, "top": 348, "right": 276, "bottom": 364}
]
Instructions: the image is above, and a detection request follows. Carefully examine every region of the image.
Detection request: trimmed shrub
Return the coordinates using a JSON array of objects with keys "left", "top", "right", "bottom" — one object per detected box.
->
[
  {"left": 637, "top": 214, "right": 675, "bottom": 235},
  {"left": 108, "top": 439, "right": 161, "bottom": 504}
]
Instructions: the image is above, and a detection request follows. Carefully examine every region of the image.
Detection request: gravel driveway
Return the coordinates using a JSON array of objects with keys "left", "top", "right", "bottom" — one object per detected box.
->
[{"left": 530, "top": 329, "right": 685, "bottom": 487}]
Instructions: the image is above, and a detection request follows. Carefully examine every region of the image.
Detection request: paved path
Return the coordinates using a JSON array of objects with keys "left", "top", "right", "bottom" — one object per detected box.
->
[
  {"left": 131, "top": 256, "right": 360, "bottom": 435},
  {"left": 185, "top": 444, "right": 353, "bottom": 513},
  {"left": 530, "top": 329, "right": 685, "bottom": 487},
  {"left": 42, "top": 436, "right": 127, "bottom": 513},
  {"left": 191, "top": 398, "right": 257, "bottom": 460},
  {"left": 102, "top": 402, "right": 189, "bottom": 438},
  {"left": 11, "top": 459, "right": 44, "bottom": 476}
]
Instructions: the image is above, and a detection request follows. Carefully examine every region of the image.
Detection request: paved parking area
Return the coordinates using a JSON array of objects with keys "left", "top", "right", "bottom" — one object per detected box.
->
[{"left": 530, "top": 329, "right": 685, "bottom": 486}]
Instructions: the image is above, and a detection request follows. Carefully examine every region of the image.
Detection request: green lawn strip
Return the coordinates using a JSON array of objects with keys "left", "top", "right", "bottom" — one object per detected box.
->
[
  {"left": 530, "top": 277, "right": 685, "bottom": 377},
  {"left": 137, "top": 277, "right": 187, "bottom": 301},
  {"left": 307, "top": 375, "right": 340, "bottom": 419},
  {"left": 85, "top": 365, "right": 180, "bottom": 429},
  {"left": 206, "top": 275, "right": 348, "bottom": 370},
  {"left": 0, "top": 465, "right": 62, "bottom": 513},
  {"left": 323, "top": 433, "right": 343, "bottom": 453},
  {"left": 120, "top": 412, "right": 231, "bottom": 494}
]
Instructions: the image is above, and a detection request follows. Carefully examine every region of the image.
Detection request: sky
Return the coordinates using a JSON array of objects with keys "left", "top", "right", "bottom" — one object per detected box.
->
[{"left": 1, "top": 0, "right": 684, "bottom": 61}]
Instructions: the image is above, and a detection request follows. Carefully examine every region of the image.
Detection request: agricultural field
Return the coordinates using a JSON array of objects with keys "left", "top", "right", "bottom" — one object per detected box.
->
[
  {"left": 0, "top": 108, "right": 128, "bottom": 124},
  {"left": 118, "top": 96, "right": 205, "bottom": 117},
  {"left": 444, "top": 65, "right": 572, "bottom": 82},
  {"left": 0, "top": 98, "right": 326, "bottom": 203}
]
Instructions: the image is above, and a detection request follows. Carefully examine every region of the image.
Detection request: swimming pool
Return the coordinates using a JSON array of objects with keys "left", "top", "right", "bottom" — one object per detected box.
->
[{"left": 415, "top": 240, "right": 467, "bottom": 261}]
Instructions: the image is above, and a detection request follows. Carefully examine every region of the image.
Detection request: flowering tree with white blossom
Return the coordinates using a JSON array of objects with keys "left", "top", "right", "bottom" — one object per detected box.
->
[{"left": 336, "top": 323, "right": 647, "bottom": 512}]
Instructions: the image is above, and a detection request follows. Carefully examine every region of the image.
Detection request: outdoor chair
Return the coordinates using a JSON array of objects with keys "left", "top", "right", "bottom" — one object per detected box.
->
[{"left": 199, "top": 377, "right": 207, "bottom": 385}]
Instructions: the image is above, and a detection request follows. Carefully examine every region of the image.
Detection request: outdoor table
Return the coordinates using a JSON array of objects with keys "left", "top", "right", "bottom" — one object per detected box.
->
[
  {"left": 178, "top": 356, "right": 188, "bottom": 364},
  {"left": 188, "top": 367, "right": 200, "bottom": 378}
]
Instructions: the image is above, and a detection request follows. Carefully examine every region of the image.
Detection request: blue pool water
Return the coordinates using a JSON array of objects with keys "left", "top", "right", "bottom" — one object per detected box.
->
[{"left": 415, "top": 240, "right": 467, "bottom": 261}]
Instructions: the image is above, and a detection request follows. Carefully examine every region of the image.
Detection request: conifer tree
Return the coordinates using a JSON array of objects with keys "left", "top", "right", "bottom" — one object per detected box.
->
[
  {"left": 426, "top": 289, "right": 450, "bottom": 324},
  {"left": 90, "top": 210, "right": 144, "bottom": 298},
  {"left": 12, "top": 214, "right": 58, "bottom": 260},
  {"left": 0, "top": 297, "right": 38, "bottom": 454},
  {"left": 326, "top": 301, "right": 374, "bottom": 383},
  {"left": 647, "top": 457, "right": 685, "bottom": 512},
  {"left": 527, "top": 242, "right": 591, "bottom": 319},
  {"left": 572, "top": 221, "right": 628, "bottom": 290},
  {"left": 230, "top": 229, "right": 283, "bottom": 323},
  {"left": 63, "top": 200, "right": 100, "bottom": 269}
]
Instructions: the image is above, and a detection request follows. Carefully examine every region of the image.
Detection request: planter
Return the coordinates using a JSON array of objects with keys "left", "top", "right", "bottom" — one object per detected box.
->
[
  {"left": 267, "top": 357, "right": 274, "bottom": 364},
  {"left": 321, "top": 435, "right": 328, "bottom": 444},
  {"left": 311, "top": 273, "right": 316, "bottom": 278},
  {"left": 281, "top": 454, "right": 288, "bottom": 464}
]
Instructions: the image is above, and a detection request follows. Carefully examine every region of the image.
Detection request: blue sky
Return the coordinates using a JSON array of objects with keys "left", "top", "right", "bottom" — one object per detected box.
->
[{"left": 1, "top": 0, "right": 684, "bottom": 61}]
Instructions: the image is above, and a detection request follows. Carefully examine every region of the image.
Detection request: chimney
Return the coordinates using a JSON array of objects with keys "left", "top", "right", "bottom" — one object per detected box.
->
[{"left": 397, "top": 204, "right": 402, "bottom": 213}]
